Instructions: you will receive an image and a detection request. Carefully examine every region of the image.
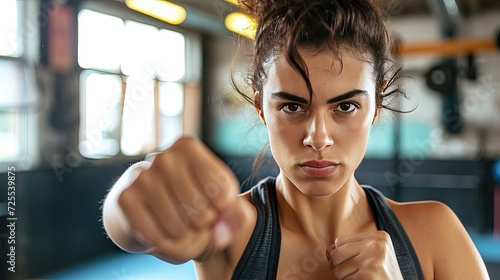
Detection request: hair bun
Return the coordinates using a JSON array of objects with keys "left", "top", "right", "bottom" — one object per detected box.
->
[
  {"left": 239, "top": 0, "right": 287, "bottom": 21},
  {"left": 238, "top": 0, "right": 263, "bottom": 19}
]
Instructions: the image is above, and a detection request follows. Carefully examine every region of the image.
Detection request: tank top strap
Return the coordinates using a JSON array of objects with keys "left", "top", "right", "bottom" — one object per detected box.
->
[
  {"left": 362, "top": 185, "right": 424, "bottom": 280},
  {"left": 230, "top": 177, "right": 281, "bottom": 280}
]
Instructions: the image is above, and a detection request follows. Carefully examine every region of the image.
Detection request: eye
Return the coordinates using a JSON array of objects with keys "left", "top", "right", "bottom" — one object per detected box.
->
[
  {"left": 335, "top": 102, "right": 359, "bottom": 113},
  {"left": 280, "top": 103, "right": 305, "bottom": 114}
]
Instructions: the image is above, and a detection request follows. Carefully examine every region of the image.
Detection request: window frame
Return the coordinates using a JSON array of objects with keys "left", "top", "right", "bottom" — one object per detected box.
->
[
  {"left": 76, "top": 0, "right": 202, "bottom": 162},
  {"left": 0, "top": 0, "right": 40, "bottom": 171}
]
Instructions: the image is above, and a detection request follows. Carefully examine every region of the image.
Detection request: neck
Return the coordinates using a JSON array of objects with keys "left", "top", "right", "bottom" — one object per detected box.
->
[{"left": 275, "top": 173, "right": 373, "bottom": 246}]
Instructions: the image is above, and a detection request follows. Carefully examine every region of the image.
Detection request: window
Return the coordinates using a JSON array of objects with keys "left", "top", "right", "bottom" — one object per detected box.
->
[
  {"left": 0, "top": 0, "right": 22, "bottom": 57},
  {"left": 0, "top": 0, "right": 36, "bottom": 167},
  {"left": 78, "top": 9, "right": 188, "bottom": 159},
  {"left": 0, "top": 60, "right": 29, "bottom": 162}
]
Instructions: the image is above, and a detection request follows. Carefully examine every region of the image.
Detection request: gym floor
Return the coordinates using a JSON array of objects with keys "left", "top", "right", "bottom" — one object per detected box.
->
[{"left": 41, "top": 253, "right": 197, "bottom": 280}]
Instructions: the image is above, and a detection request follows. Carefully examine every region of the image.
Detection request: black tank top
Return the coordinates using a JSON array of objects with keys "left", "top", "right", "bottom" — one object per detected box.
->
[{"left": 230, "top": 177, "right": 424, "bottom": 280}]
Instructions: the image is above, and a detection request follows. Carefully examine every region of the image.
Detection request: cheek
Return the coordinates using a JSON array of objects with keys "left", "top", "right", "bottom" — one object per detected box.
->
[
  {"left": 266, "top": 118, "right": 294, "bottom": 150},
  {"left": 262, "top": 106, "right": 287, "bottom": 136},
  {"left": 337, "top": 114, "right": 374, "bottom": 153},
  {"left": 348, "top": 122, "right": 373, "bottom": 161},
  {"left": 263, "top": 113, "right": 301, "bottom": 162}
]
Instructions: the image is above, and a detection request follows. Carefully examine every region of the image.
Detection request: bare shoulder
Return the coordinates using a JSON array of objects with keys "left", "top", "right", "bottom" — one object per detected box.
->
[
  {"left": 387, "top": 199, "right": 456, "bottom": 232},
  {"left": 387, "top": 199, "right": 489, "bottom": 279},
  {"left": 238, "top": 189, "right": 254, "bottom": 203},
  {"left": 386, "top": 199, "right": 462, "bottom": 257}
]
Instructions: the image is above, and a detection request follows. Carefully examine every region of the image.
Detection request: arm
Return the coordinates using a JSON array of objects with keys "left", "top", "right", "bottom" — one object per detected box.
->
[{"left": 428, "top": 201, "right": 489, "bottom": 279}]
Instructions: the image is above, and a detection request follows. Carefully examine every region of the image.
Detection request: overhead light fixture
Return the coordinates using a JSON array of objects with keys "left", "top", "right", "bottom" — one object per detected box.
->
[
  {"left": 224, "top": 12, "right": 256, "bottom": 39},
  {"left": 125, "top": 0, "right": 187, "bottom": 25}
]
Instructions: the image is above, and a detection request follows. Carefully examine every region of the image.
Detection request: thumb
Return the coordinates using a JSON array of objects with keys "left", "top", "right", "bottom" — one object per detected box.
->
[
  {"left": 326, "top": 244, "right": 336, "bottom": 270},
  {"left": 212, "top": 200, "right": 249, "bottom": 249}
]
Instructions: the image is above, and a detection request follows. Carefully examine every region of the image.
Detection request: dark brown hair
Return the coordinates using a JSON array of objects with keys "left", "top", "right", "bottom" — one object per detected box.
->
[
  {"left": 234, "top": 0, "right": 406, "bottom": 112},
  {"left": 231, "top": 0, "right": 408, "bottom": 186}
]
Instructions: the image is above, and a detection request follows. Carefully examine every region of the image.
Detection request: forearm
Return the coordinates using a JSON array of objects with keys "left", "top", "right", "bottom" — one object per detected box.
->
[{"left": 102, "top": 161, "right": 152, "bottom": 253}]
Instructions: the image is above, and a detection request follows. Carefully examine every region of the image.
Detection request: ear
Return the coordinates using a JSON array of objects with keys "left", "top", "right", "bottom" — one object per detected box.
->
[
  {"left": 372, "top": 79, "right": 388, "bottom": 125},
  {"left": 381, "top": 79, "right": 389, "bottom": 92},
  {"left": 254, "top": 90, "right": 266, "bottom": 125},
  {"left": 372, "top": 107, "right": 381, "bottom": 125}
]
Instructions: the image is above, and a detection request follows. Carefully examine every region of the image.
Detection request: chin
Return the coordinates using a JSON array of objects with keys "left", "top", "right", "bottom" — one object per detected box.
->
[
  {"left": 295, "top": 180, "right": 341, "bottom": 197},
  {"left": 280, "top": 170, "right": 346, "bottom": 197}
]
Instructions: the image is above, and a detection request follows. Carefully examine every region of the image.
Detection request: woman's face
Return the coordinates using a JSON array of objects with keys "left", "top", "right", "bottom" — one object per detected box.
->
[{"left": 257, "top": 49, "right": 379, "bottom": 196}]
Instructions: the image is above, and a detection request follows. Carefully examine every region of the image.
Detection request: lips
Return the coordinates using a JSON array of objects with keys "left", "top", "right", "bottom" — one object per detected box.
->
[{"left": 299, "top": 160, "right": 339, "bottom": 177}]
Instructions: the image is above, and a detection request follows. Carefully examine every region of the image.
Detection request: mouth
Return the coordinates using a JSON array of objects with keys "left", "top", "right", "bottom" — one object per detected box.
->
[{"left": 299, "top": 160, "right": 339, "bottom": 177}]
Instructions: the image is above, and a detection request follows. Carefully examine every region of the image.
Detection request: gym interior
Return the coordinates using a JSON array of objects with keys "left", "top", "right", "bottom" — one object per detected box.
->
[{"left": 0, "top": 0, "right": 500, "bottom": 279}]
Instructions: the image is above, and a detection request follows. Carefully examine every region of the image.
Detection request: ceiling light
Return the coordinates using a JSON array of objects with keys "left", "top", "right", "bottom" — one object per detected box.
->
[
  {"left": 125, "top": 0, "right": 186, "bottom": 25},
  {"left": 224, "top": 12, "right": 256, "bottom": 39}
]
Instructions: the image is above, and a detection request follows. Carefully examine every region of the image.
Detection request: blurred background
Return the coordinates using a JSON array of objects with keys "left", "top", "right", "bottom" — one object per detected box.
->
[{"left": 0, "top": 0, "right": 499, "bottom": 279}]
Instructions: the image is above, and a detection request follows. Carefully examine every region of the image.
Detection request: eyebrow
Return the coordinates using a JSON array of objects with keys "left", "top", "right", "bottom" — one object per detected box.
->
[{"left": 270, "top": 89, "right": 368, "bottom": 104}]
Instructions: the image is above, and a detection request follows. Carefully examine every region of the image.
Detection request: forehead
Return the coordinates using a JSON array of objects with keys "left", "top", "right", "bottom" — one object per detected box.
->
[{"left": 263, "top": 49, "right": 375, "bottom": 95}]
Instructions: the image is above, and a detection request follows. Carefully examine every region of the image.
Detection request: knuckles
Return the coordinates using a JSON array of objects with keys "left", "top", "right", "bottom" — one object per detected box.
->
[
  {"left": 131, "top": 170, "right": 155, "bottom": 192},
  {"left": 371, "top": 231, "right": 393, "bottom": 256},
  {"left": 374, "top": 230, "right": 391, "bottom": 242},
  {"left": 168, "top": 136, "right": 202, "bottom": 155},
  {"left": 329, "top": 231, "right": 397, "bottom": 279},
  {"left": 179, "top": 200, "right": 217, "bottom": 229},
  {"left": 113, "top": 136, "right": 233, "bottom": 261},
  {"left": 117, "top": 186, "right": 137, "bottom": 211},
  {"left": 148, "top": 137, "right": 203, "bottom": 172},
  {"left": 368, "top": 239, "right": 389, "bottom": 257}
]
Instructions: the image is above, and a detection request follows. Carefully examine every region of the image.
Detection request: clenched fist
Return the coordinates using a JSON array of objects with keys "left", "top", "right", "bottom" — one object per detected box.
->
[
  {"left": 326, "top": 231, "right": 404, "bottom": 280},
  {"left": 102, "top": 137, "right": 248, "bottom": 263}
]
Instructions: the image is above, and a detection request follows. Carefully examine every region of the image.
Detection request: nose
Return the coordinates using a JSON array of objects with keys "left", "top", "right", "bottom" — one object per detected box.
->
[{"left": 302, "top": 114, "right": 334, "bottom": 151}]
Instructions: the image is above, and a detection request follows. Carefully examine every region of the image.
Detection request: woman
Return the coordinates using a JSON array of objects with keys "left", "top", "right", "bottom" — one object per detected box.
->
[{"left": 102, "top": 0, "right": 490, "bottom": 279}]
